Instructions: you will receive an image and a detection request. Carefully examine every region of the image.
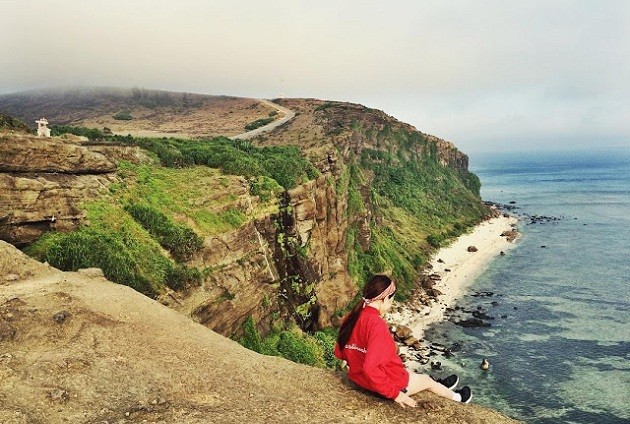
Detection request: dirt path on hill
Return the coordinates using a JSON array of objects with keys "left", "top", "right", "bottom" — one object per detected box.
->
[
  {"left": 0, "top": 241, "right": 519, "bottom": 424},
  {"left": 230, "top": 99, "right": 296, "bottom": 140}
]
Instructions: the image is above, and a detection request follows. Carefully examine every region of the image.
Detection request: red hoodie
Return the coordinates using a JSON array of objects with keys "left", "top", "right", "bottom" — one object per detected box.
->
[{"left": 334, "top": 306, "right": 409, "bottom": 399}]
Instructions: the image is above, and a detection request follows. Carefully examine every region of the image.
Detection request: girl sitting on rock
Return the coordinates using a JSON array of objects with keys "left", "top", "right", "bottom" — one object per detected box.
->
[{"left": 334, "top": 274, "right": 472, "bottom": 407}]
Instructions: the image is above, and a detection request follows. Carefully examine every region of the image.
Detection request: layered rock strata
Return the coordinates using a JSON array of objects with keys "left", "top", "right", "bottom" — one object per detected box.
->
[{"left": 0, "top": 134, "right": 147, "bottom": 246}]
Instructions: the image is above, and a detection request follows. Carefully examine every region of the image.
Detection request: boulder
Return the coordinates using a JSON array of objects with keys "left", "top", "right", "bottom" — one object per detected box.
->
[
  {"left": 393, "top": 324, "right": 413, "bottom": 341},
  {"left": 467, "top": 245, "right": 478, "bottom": 252},
  {"left": 500, "top": 230, "right": 518, "bottom": 242},
  {"left": 455, "top": 318, "right": 491, "bottom": 328}
]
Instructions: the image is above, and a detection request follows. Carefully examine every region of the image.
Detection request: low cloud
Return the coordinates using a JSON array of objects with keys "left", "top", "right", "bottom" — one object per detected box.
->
[{"left": 2, "top": 0, "right": 628, "bottom": 153}]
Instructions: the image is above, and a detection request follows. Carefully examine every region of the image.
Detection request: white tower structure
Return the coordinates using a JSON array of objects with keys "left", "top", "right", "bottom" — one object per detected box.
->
[{"left": 36, "top": 118, "right": 51, "bottom": 137}]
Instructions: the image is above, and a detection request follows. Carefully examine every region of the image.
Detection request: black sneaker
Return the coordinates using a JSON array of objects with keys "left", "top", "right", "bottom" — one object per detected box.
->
[
  {"left": 435, "top": 374, "right": 459, "bottom": 390},
  {"left": 455, "top": 386, "right": 473, "bottom": 404}
]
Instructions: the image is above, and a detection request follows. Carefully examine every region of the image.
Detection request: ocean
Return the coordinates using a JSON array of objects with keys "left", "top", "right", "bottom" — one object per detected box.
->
[{"left": 423, "top": 148, "right": 630, "bottom": 423}]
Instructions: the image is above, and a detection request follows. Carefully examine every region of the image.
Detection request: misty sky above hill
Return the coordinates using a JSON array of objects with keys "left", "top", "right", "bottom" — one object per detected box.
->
[{"left": 2, "top": 0, "right": 629, "bottom": 154}]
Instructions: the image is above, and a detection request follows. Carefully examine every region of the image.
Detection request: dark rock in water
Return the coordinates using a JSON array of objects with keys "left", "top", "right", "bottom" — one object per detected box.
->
[
  {"left": 467, "top": 246, "right": 478, "bottom": 252},
  {"left": 541, "top": 245, "right": 547, "bottom": 248},
  {"left": 443, "top": 349, "right": 454, "bottom": 358},
  {"left": 501, "top": 315, "right": 508, "bottom": 319},
  {"left": 509, "top": 201, "right": 517, "bottom": 204},
  {"left": 450, "top": 342, "right": 462, "bottom": 352},
  {"left": 471, "top": 291, "right": 494, "bottom": 297},
  {"left": 500, "top": 251, "right": 505, "bottom": 256},
  {"left": 472, "top": 310, "right": 494, "bottom": 320},
  {"left": 455, "top": 318, "right": 491, "bottom": 328},
  {"left": 491, "top": 301, "right": 500, "bottom": 307},
  {"left": 431, "top": 361, "right": 442, "bottom": 370}
]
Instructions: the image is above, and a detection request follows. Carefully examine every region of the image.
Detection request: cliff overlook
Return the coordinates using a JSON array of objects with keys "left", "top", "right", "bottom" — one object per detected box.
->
[
  {"left": 0, "top": 241, "right": 517, "bottom": 423},
  {"left": 0, "top": 87, "right": 490, "bottom": 358},
  {"left": 0, "top": 87, "right": 516, "bottom": 422}
]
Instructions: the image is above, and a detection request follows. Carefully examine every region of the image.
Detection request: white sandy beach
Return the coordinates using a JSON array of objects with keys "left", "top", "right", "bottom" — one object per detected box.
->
[{"left": 389, "top": 215, "right": 519, "bottom": 339}]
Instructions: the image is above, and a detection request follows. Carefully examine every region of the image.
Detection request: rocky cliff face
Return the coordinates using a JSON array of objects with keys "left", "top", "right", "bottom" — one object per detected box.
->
[
  {"left": 269, "top": 99, "right": 471, "bottom": 174},
  {"left": 0, "top": 94, "right": 482, "bottom": 338},
  {"left": 167, "top": 172, "right": 355, "bottom": 336},
  {"left": 0, "top": 131, "right": 354, "bottom": 337},
  {"left": 0, "top": 134, "right": 148, "bottom": 246}
]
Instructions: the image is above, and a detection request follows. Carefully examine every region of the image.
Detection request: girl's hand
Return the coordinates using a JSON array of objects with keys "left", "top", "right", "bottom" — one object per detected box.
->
[{"left": 394, "top": 391, "right": 417, "bottom": 408}]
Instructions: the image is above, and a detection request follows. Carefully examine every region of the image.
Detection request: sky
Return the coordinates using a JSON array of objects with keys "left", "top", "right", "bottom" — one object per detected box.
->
[{"left": 1, "top": 0, "right": 629, "bottom": 154}]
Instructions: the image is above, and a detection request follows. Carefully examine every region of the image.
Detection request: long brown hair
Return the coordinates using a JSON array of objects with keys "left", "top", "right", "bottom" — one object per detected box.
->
[{"left": 337, "top": 275, "right": 393, "bottom": 350}]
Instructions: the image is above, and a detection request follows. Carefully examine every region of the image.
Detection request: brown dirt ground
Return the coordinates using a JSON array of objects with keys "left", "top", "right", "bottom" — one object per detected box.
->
[
  {"left": 0, "top": 241, "right": 520, "bottom": 424},
  {"left": 76, "top": 97, "right": 278, "bottom": 139}
]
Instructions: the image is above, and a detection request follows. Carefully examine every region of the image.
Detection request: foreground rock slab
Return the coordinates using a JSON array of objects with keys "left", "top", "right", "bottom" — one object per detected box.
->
[{"left": 0, "top": 241, "right": 519, "bottom": 424}]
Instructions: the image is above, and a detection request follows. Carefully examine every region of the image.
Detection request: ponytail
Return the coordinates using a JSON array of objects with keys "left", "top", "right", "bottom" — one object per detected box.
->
[
  {"left": 337, "top": 275, "right": 394, "bottom": 350},
  {"left": 337, "top": 301, "right": 365, "bottom": 351}
]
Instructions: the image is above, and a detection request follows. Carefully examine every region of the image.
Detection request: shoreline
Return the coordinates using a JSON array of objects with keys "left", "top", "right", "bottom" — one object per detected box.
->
[{"left": 389, "top": 215, "right": 519, "bottom": 340}]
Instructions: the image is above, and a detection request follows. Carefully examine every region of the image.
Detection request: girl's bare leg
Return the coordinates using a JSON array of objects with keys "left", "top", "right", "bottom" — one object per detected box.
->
[{"left": 405, "top": 373, "right": 456, "bottom": 400}]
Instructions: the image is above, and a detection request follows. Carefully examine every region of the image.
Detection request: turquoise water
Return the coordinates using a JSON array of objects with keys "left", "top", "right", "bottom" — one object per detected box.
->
[{"left": 423, "top": 148, "right": 630, "bottom": 423}]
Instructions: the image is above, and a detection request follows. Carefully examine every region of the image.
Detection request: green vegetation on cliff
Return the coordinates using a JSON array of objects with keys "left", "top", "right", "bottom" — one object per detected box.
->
[
  {"left": 23, "top": 131, "right": 317, "bottom": 300},
  {"left": 20, "top": 106, "right": 489, "bottom": 369},
  {"left": 240, "top": 316, "right": 340, "bottom": 369},
  {"left": 342, "top": 126, "right": 488, "bottom": 299},
  {"left": 110, "top": 134, "right": 320, "bottom": 189},
  {"left": 25, "top": 201, "right": 174, "bottom": 297},
  {"left": 0, "top": 113, "right": 29, "bottom": 133}
]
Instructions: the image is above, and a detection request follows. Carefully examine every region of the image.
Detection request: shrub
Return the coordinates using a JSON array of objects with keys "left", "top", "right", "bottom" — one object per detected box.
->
[
  {"left": 113, "top": 110, "right": 133, "bottom": 120},
  {"left": 0, "top": 114, "right": 29, "bottom": 132},
  {"left": 115, "top": 136, "right": 319, "bottom": 190},
  {"left": 50, "top": 125, "right": 103, "bottom": 140},
  {"left": 276, "top": 329, "right": 326, "bottom": 367},
  {"left": 244, "top": 117, "right": 275, "bottom": 131},
  {"left": 250, "top": 176, "right": 283, "bottom": 202},
  {"left": 238, "top": 318, "right": 335, "bottom": 368},
  {"left": 240, "top": 316, "right": 263, "bottom": 353},
  {"left": 125, "top": 203, "right": 203, "bottom": 261},
  {"left": 314, "top": 329, "right": 341, "bottom": 369},
  {"left": 165, "top": 264, "right": 202, "bottom": 290},
  {"left": 427, "top": 233, "right": 444, "bottom": 248},
  {"left": 25, "top": 229, "right": 163, "bottom": 297}
]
